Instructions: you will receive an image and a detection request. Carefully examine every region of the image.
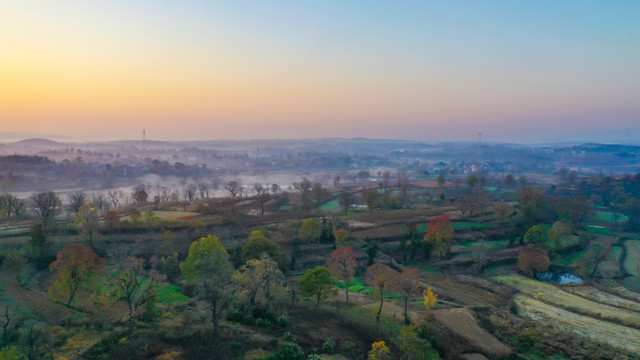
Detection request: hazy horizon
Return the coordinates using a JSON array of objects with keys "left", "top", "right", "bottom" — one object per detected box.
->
[{"left": 2, "top": 1, "right": 639, "bottom": 143}]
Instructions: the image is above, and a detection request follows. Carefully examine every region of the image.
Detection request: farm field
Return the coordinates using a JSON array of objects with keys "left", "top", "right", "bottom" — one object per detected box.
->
[
  {"left": 494, "top": 275, "right": 640, "bottom": 328},
  {"left": 432, "top": 308, "right": 512, "bottom": 358},
  {"left": 121, "top": 210, "right": 199, "bottom": 221},
  {"left": 513, "top": 294, "right": 640, "bottom": 354}
]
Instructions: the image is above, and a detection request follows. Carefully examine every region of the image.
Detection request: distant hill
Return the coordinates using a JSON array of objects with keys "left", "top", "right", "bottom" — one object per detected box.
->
[{"left": 11, "top": 138, "right": 61, "bottom": 147}]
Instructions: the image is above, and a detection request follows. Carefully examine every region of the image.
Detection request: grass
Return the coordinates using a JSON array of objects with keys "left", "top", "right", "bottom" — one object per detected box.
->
[
  {"left": 0, "top": 228, "right": 29, "bottom": 236},
  {"left": 336, "top": 277, "right": 367, "bottom": 292},
  {"left": 584, "top": 225, "right": 614, "bottom": 236},
  {"left": 622, "top": 277, "right": 640, "bottom": 293},
  {"left": 623, "top": 240, "right": 640, "bottom": 276},
  {"left": 588, "top": 211, "right": 629, "bottom": 223},
  {"left": 320, "top": 198, "right": 341, "bottom": 212},
  {"left": 156, "top": 283, "right": 190, "bottom": 305},
  {"left": 459, "top": 239, "right": 509, "bottom": 248},
  {"left": 563, "top": 286, "right": 640, "bottom": 312},
  {"left": 513, "top": 293, "right": 640, "bottom": 354},
  {"left": 495, "top": 274, "right": 640, "bottom": 328},
  {"left": 554, "top": 249, "right": 589, "bottom": 267},
  {"left": 598, "top": 246, "right": 624, "bottom": 278}
]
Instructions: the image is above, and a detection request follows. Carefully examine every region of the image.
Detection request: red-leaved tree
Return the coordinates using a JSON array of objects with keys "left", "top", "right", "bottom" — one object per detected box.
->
[
  {"left": 327, "top": 247, "right": 357, "bottom": 303},
  {"left": 49, "top": 243, "right": 106, "bottom": 306}
]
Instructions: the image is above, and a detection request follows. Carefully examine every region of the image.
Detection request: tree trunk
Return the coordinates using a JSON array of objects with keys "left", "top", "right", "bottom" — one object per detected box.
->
[
  {"left": 404, "top": 297, "right": 409, "bottom": 325},
  {"left": 376, "top": 295, "right": 383, "bottom": 333},
  {"left": 345, "top": 285, "right": 350, "bottom": 303}
]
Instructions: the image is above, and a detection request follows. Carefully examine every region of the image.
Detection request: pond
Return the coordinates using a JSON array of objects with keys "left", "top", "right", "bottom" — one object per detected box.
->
[{"left": 536, "top": 271, "right": 583, "bottom": 284}]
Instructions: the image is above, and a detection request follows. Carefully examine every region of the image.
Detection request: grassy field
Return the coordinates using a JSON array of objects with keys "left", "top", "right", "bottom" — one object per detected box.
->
[
  {"left": 402, "top": 222, "right": 493, "bottom": 233},
  {"left": 320, "top": 198, "right": 341, "bottom": 211},
  {"left": 589, "top": 211, "right": 629, "bottom": 223},
  {"left": 599, "top": 246, "right": 624, "bottom": 278},
  {"left": 494, "top": 275, "right": 640, "bottom": 328},
  {"left": 512, "top": 293, "right": 640, "bottom": 354},
  {"left": 623, "top": 240, "right": 640, "bottom": 276},
  {"left": 584, "top": 225, "right": 615, "bottom": 236},
  {"left": 459, "top": 239, "right": 509, "bottom": 248}
]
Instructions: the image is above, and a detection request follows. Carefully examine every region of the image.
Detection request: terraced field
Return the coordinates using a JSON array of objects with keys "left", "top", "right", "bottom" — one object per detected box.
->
[
  {"left": 564, "top": 286, "right": 640, "bottom": 312},
  {"left": 495, "top": 275, "right": 640, "bottom": 327},
  {"left": 513, "top": 294, "right": 640, "bottom": 354}
]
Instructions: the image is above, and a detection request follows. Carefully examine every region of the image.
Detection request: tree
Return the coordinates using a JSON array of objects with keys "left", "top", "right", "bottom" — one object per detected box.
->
[
  {"left": 311, "top": 183, "right": 329, "bottom": 210},
  {"left": 105, "top": 211, "right": 120, "bottom": 234},
  {"left": 299, "top": 218, "right": 320, "bottom": 243},
  {"left": 435, "top": 175, "right": 445, "bottom": 187},
  {"left": 548, "top": 221, "right": 572, "bottom": 250},
  {"left": 523, "top": 224, "right": 548, "bottom": 244},
  {"left": 293, "top": 177, "right": 312, "bottom": 211},
  {"left": 196, "top": 182, "right": 210, "bottom": 199},
  {"left": 0, "top": 194, "right": 19, "bottom": 218},
  {"left": 181, "top": 235, "right": 234, "bottom": 338},
  {"left": 493, "top": 201, "right": 514, "bottom": 224},
  {"left": 30, "top": 190, "right": 61, "bottom": 226},
  {"left": 466, "top": 174, "right": 478, "bottom": 188},
  {"left": 327, "top": 247, "right": 357, "bottom": 303},
  {"left": 381, "top": 171, "right": 391, "bottom": 192},
  {"left": 75, "top": 202, "right": 99, "bottom": 248},
  {"left": 360, "top": 189, "right": 379, "bottom": 213},
  {"left": 339, "top": 191, "right": 353, "bottom": 214},
  {"left": 241, "top": 230, "right": 279, "bottom": 262},
  {"left": 398, "top": 325, "right": 439, "bottom": 360},
  {"left": 517, "top": 247, "right": 550, "bottom": 277},
  {"left": 113, "top": 256, "right": 160, "bottom": 324},
  {"left": 397, "top": 268, "right": 419, "bottom": 325},
  {"left": 578, "top": 242, "right": 613, "bottom": 279},
  {"left": 67, "top": 191, "right": 86, "bottom": 214},
  {"left": 182, "top": 184, "right": 197, "bottom": 201},
  {"left": 233, "top": 254, "right": 284, "bottom": 307},
  {"left": 225, "top": 180, "right": 243, "bottom": 197},
  {"left": 367, "top": 263, "right": 398, "bottom": 332},
  {"left": 369, "top": 341, "right": 391, "bottom": 360},
  {"left": 49, "top": 243, "right": 106, "bottom": 306},
  {"left": 28, "top": 224, "right": 49, "bottom": 262},
  {"left": 0, "top": 292, "right": 26, "bottom": 342},
  {"left": 366, "top": 239, "right": 379, "bottom": 266},
  {"left": 107, "top": 190, "right": 125, "bottom": 208},
  {"left": 334, "top": 229, "right": 348, "bottom": 246},
  {"left": 299, "top": 266, "right": 336, "bottom": 307},
  {"left": 252, "top": 183, "right": 271, "bottom": 216},
  {"left": 423, "top": 287, "right": 438, "bottom": 312},
  {"left": 424, "top": 216, "right": 454, "bottom": 258}
]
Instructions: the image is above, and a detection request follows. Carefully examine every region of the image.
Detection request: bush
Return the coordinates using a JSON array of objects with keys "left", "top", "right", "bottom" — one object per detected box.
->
[
  {"left": 227, "top": 306, "right": 255, "bottom": 325},
  {"left": 283, "top": 331, "right": 297, "bottom": 342},
  {"left": 322, "top": 337, "right": 336, "bottom": 354},
  {"left": 256, "top": 318, "right": 272, "bottom": 329},
  {"left": 277, "top": 314, "right": 290, "bottom": 328},
  {"left": 263, "top": 342, "right": 304, "bottom": 360},
  {"left": 517, "top": 327, "right": 539, "bottom": 352},
  {"left": 253, "top": 307, "right": 276, "bottom": 322}
]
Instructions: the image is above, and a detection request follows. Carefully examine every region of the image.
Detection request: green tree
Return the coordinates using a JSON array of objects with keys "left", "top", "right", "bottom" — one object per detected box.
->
[
  {"left": 299, "top": 218, "right": 320, "bottom": 243},
  {"left": 48, "top": 243, "right": 106, "bottom": 306},
  {"left": 233, "top": 254, "right": 284, "bottom": 307},
  {"left": 366, "top": 239, "right": 379, "bottom": 266},
  {"left": 181, "top": 235, "right": 234, "bottom": 338},
  {"left": 436, "top": 175, "right": 445, "bottom": 187},
  {"left": 523, "top": 224, "right": 549, "bottom": 244},
  {"left": 299, "top": 266, "right": 336, "bottom": 307},
  {"left": 241, "top": 230, "right": 279, "bottom": 262}
]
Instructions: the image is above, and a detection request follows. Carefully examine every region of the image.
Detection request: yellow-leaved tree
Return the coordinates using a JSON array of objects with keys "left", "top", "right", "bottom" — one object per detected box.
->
[{"left": 368, "top": 341, "right": 391, "bottom": 360}]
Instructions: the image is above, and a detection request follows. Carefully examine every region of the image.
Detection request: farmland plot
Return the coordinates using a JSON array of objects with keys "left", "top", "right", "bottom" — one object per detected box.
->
[
  {"left": 513, "top": 294, "right": 640, "bottom": 354},
  {"left": 495, "top": 275, "right": 640, "bottom": 327}
]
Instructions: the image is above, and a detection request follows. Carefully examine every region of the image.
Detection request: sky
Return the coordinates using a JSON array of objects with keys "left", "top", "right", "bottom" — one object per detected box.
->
[{"left": 1, "top": 1, "right": 639, "bottom": 143}]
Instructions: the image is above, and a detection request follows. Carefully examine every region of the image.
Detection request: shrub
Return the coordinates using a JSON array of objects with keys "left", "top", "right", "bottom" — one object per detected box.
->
[
  {"left": 277, "top": 314, "right": 290, "bottom": 328},
  {"left": 283, "top": 331, "right": 297, "bottom": 342},
  {"left": 322, "top": 337, "right": 336, "bottom": 354},
  {"left": 256, "top": 318, "right": 272, "bottom": 329}
]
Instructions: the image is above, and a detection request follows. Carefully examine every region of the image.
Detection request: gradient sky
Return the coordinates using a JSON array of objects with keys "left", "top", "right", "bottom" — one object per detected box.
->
[{"left": 1, "top": 1, "right": 639, "bottom": 142}]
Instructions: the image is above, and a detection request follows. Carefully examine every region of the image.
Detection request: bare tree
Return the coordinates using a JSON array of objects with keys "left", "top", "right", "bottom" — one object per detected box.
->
[
  {"left": 360, "top": 189, "right": 379, "bottom": 213},
  {"left": 293, "top": 177, "right": 312, "bottom": 211},
  {"left": 333, "top": 175, "right": 341, "bottom": 188},
  {"left": 108, "top": 190, "right": 125, "bottom": 208},
  {"left": 339, "top": 190, "right": 353, "bottom": 214},
  {"left": 311, "top": 183, "right": 329, "bottom": 210},
  {"left": 271, "top": 183, "right": 280, "bottom": 195},
  {"left": 67, "top": 191, "right": 86, "bottom": 214},
  {"left": 92, "top": 193, "right": 107, "bottom": 215},
  {"left": 253, "top": 183, "right": 271, "bottom": 216},
  {"left": 0, "top": 193, "right": 19, "bottom": 218},
  {"left": 183, "top": 184, "right": 197, "bottom": 201},
  {"left": 225, "top": 180, "right": 243, "bottom": 197},
  {"left": 197, "top": 182, "right": 210, "bottom": 199},
  {"left": 31, "top": 190, "right": 61, "bottom": 226},
  {"left": 382, "top": 171, "right": 391, "bottom": 192}
]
